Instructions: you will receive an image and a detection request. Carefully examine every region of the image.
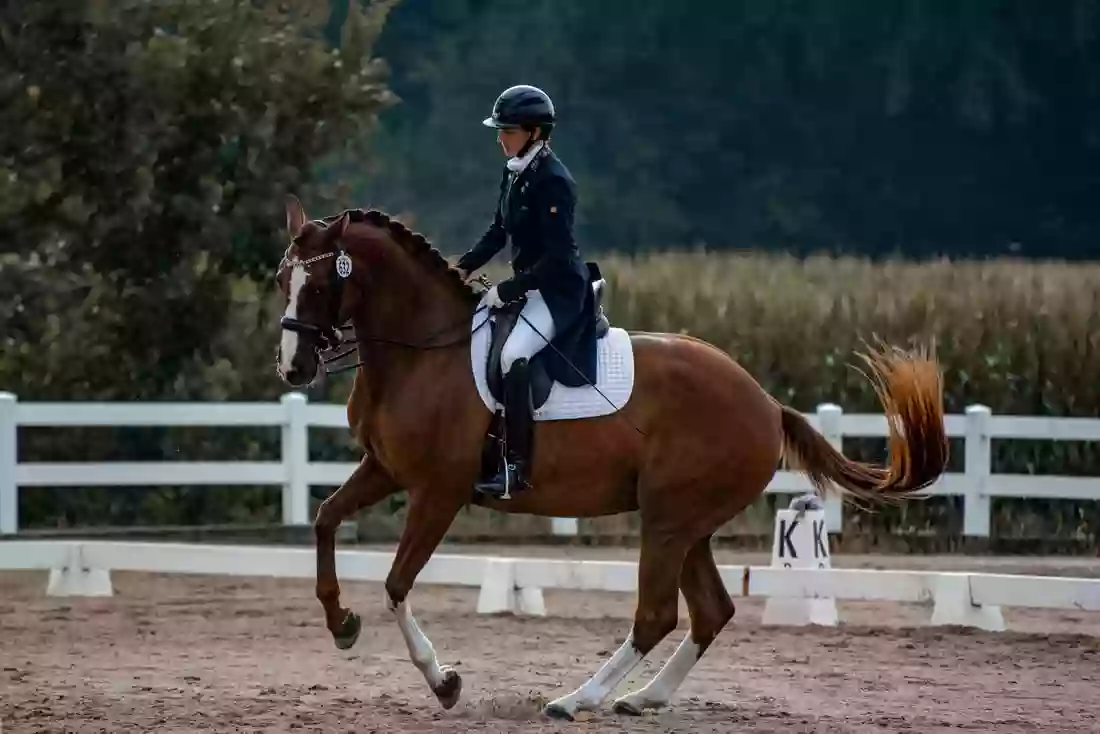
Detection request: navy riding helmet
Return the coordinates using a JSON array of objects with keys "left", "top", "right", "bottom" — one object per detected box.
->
[{"left": 483, "top": 85, "right": 556, "bottom": 137}]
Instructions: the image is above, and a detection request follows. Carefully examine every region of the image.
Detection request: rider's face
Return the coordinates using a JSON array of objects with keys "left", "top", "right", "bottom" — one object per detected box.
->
[{"left": 498, "top": 127, "right": 537, "bottom": 157}]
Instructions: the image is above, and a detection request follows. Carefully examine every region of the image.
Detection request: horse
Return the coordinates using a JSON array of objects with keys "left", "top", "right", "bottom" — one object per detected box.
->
[{"left": 273, "top": 195, "right": 949, "bottom": 720}]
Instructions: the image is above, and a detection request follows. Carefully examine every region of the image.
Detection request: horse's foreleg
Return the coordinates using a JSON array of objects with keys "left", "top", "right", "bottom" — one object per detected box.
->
[
  {"left": 384, "top": 488, "right": 466, "bottom": 710},
  {"left": 612, "top": 535, "right": 734, "bottom": 715},
  {"left": 314, "top": 453, "right": 400, "bottom": 648},
  {"left": 544, "top": 533, "right": 688, "bottom": 721}
]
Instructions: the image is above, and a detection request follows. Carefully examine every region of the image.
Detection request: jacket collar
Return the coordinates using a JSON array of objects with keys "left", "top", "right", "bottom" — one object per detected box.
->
[{"left": 506, "top": 141, "right": 547, "bottom": 173}]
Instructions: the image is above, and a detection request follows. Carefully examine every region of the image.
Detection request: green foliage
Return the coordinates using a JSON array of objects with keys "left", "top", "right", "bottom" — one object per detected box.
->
[{"left": 0, "top": 0, "right": 396, "bottom": 401}]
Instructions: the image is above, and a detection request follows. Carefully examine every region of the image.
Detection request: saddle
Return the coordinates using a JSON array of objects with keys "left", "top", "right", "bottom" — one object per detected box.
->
[{"left": 485, "top": 262, "right": 610, "bottom": 412}]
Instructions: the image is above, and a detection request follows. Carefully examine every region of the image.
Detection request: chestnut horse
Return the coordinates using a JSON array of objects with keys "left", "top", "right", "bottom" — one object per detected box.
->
[{"left": 274, "top": 196, "right": 949, "bottom": 720}]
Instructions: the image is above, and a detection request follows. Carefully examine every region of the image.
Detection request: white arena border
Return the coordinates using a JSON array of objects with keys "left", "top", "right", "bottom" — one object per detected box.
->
[{"left": 3, "top": 540, "right": 1099, "bottom": 632}]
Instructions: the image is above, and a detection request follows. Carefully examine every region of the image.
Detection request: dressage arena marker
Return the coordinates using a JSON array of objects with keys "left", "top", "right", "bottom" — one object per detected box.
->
[
  {"left": 761, "top": 505, "right": 839, "bottom": 626},
  {"left": 3, "top": 539, "right": 1098, "bottom": 630}
]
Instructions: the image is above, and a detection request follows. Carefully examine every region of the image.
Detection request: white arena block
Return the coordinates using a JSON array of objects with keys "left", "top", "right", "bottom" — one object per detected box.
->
[
  {"left": 762, "top": 506, "right": 838, "bottom": 627},
  {"left": 517, "top": 585, "right": 547, "bottom": 616},
  {"left": 476, "top": 558, "right": 546, "bottom": 616},
  {"left": 46, "top": 543, "right": 113, "bottom": 597},
  {"left": 930, "top": 573, "right": 1004, "bottom": 631},
  {"left": 47, "top": 567, "right": 113, "bottom": 597}
]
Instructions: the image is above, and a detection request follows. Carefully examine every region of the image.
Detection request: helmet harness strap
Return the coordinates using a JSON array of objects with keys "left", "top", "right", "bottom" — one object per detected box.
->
[{"left": 516, "top": 126, "right": 541, "bottom": 158}]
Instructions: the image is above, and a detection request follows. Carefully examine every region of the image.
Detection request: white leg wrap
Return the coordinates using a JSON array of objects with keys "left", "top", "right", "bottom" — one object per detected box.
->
[
  {"left": 546, "top": 630, "right": 645, "bottom": 717},
  {"left": 389, "top": 595, "right": 447, "bottom": 689},
  {"left": 613, "top": 632, "right": 702, "bottom": 712}
]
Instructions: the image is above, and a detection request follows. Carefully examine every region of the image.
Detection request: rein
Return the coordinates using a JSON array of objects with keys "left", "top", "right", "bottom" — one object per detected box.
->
[{"left": 321, "top": 305, "right": 492, "bottom": 376}]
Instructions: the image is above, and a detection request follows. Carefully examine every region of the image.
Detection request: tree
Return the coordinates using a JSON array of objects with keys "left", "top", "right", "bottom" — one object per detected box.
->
[{"left": 0, "top": 0, "right": 398, "bottom": 400}]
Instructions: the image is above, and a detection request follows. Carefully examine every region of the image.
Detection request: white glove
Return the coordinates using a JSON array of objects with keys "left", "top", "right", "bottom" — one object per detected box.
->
[{"left": 484, "top": 285, "right": 505, "bottom": 309}]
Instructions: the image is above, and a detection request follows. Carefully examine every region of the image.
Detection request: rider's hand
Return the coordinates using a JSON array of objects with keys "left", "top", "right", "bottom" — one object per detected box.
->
[{"left": 456, "top": 268, "right": 470, "bottom": 282}]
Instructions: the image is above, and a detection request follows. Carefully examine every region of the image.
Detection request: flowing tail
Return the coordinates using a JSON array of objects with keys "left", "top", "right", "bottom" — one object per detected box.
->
[{"left": 779, "top": 344, "right": 950, "bottom": 507}]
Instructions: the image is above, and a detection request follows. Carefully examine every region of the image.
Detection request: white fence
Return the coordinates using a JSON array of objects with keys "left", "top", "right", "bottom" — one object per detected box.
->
[
  {"left": 2, "top": 540, "right": 1099, "bottom": 632},
  {"left": 2, "top": 391, "right": 1100, "bottom": 537}
]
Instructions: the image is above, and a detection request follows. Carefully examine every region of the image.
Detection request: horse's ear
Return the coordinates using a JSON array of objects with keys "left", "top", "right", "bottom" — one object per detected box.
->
[
  {"left": 285, "top": 195, "right": 307, "bottom": 237},
  {"left": 329, "top": 211, "right": 350, "bottom": 240}
]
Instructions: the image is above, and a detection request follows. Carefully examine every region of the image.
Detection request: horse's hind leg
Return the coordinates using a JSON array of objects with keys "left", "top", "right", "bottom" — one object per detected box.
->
[
  {"left": 544, "top": 532, "right": 688, "bottom": 721},
  {"left": 612, "top": 534, "right": 735, "bottom": 715}
]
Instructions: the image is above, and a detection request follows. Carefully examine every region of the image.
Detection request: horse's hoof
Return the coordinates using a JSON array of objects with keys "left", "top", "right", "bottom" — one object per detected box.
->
[
  {"left": 433, "top": 666, "right": 462, "bottom": 709},
  {"left": 333, "top": 611, "right": 361, "bottom": 650},
  {"left": 543, "top": 703, "right": 575, "bottom": 721},
  {"left": 612, "top": 699, "right": 644, "bottom": 716}
]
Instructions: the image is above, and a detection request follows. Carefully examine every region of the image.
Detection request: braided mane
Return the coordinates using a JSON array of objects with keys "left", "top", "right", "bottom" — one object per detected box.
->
[{"left": 321, "top": 208, "right": 480, "bottom": 307}]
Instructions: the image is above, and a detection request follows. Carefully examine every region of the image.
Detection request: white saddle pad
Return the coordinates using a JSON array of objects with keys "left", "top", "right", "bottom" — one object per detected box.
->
[{"left": 470, "top": 292, "right": 635, "bottom": 422}]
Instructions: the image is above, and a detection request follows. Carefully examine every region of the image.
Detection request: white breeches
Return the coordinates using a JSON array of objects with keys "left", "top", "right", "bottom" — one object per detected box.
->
[{"left": 501, "top": 290, "right": 556, "bottom": 374}]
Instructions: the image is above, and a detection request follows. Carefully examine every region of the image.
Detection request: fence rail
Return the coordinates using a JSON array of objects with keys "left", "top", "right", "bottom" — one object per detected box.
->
[
  {"left": 2, "top": 391, "right": 1099, "bottom": 537},
  {"left": 3, "top": 540, "right": 1099, "bottom": 632}
]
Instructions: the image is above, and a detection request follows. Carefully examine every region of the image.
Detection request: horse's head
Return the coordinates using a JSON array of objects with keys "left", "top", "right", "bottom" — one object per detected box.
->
[
  {"left": 275, "top": 195, "right": 482, "bottom": 386},
  {"left": 275, "top": 195, "right": 354, "bottom": 387}
]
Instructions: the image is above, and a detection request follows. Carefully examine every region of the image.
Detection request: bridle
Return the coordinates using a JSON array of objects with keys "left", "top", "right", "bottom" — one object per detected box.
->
[
  {"left": 276, "top": 236, "right": 492, "bottom": 377},
  {"left": 277, "top": 246, "right": 350, "bottom": 353}
]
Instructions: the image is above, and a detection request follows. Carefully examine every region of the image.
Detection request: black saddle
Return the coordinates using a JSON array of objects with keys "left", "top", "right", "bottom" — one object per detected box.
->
[{"left": 485, "top": 262, "right": 610, "bottom": 412}]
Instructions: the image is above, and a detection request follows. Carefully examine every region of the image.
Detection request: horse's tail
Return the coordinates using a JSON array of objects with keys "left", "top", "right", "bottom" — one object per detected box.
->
[{"left": 778, "top": 344, "right": 949, "bottom": 507}]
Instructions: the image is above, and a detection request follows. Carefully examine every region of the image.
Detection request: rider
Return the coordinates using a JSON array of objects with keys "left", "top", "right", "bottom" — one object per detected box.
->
[{"left": 456, "top": 84, "right": 594, "bottom": 498}]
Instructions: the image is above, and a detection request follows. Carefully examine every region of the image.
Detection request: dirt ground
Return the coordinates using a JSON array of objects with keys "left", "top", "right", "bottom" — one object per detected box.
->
[{"left": 2, "top": 549, "right": 1100, "bottom": 733}]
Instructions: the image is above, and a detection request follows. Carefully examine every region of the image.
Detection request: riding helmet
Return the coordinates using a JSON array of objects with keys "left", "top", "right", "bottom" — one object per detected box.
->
[{"left": 483, "top": 85, "right": 556, "bottom": 134}]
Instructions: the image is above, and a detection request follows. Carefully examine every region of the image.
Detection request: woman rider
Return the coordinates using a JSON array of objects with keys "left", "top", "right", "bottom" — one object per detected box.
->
[{"left": 456, "top": 84, "right": 595, "bottom": 498}]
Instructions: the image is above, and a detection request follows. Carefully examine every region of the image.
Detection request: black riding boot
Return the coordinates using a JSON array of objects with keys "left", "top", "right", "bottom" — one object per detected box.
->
[{"left": 475, "top": 358, "right": 533, "bottom": 499}]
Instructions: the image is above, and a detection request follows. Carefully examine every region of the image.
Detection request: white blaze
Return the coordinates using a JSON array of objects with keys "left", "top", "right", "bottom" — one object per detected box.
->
[{"left": 278, "top": 263, "right": 308, "bottom": 376}]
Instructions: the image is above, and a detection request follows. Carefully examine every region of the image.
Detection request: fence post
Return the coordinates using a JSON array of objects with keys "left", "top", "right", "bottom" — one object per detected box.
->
[
  {"left": 816, "top": 403, "right": 844, "bottom": 533},
  {"left": 964, "top": 404, "right": 992, "bottom": 537},
  {"left": 281, "top": 392, "right": 310, "bottom": 526},
  {"left": 0, "top": 392, "right": 16, "bottom": 535}
]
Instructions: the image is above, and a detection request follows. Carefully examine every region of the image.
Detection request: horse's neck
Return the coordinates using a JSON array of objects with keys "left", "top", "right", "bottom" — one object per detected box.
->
[{"left": 350, "top": 258, "right": 470, "bottom": 402}]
